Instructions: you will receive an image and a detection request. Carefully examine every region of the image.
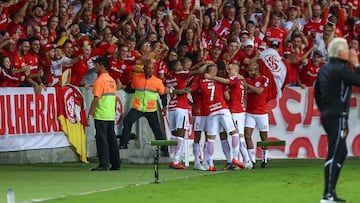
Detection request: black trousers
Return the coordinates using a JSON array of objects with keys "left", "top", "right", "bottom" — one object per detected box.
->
[
  {"left": 120, "top": 108, "right": 167, "bottom": 153},
  {"left": 94, "top": 119, "right": 121, "bottom": 169},
  {"left": 321, "top": 116, "right": 348, "bottom": 196}
]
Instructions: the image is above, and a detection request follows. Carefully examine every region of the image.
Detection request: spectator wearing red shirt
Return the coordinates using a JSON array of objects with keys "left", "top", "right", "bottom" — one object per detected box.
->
[
  {"left": 245, "top": 20, "right": 263, "bottom": 50},
  {"left": 322, "top": 1, "right": 345, "bottom": 37},
  {"left": 283, "top": 29, "right": 308, "bottom": 86},
  {"left": 303, "top": 3, "right": 325, "bottom": 36},
  {"left": 38, "top": 44, "right": 56, "bottom": 86},
  {"left": 205, "top": 39, "right": 224, "bottom": 63},
  {"left": 222, "top": 39, "right": 241, "bottom": 65},
  {"left": 26, "top": 36, "right": 45, "bottom": 94},
  {"left": 11, "top": 38, "right": 31, "bottom": 86},
  {"left": 237, "top": 39, "right": 257, "bottom": 76},
  {"left": 108, "top": 43, "right": 135, "bottom": 89},
  {"left": 0, "top": 0, "right": 11, "bottom": 31},
  {"left": 24, "top": 4, "right": 48, "bottom": 37},
  {"left": 263, "top": 12, "right": 287, "bottom": 55},
  {"left": 0, "top": 55, "right": 25, "bottom": 87},
  {"left": 7, "top": 1, "right": 29, "bottom": 39},
  {"left": 298, "top": 49, "right": 323, "bottom": 87}
]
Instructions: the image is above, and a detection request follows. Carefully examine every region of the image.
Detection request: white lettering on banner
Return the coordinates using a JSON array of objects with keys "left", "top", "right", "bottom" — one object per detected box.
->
[
  {"left": 0, "top": 88, "right": 69, "bottom": 152},
  {"left": 177, "top": 87, "right": 360, "bottom": 162}
]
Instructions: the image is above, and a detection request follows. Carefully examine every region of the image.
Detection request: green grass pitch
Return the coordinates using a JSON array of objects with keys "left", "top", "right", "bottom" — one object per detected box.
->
[{"left": 1, "top": 159, "right": 359, "bottom": 203}]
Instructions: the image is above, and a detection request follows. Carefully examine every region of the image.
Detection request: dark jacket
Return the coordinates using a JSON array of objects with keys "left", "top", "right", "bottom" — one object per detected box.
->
[{"left": 314, "top": 58, "right": 360, "bottom": 118}]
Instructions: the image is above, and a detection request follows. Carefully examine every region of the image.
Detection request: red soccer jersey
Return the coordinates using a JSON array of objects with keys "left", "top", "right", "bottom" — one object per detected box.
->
[
  {"left": 26, "top": 52, "right": 39, "bottom": 74},
  {"left": 223, "top": 51, "right": 241, "bottom": 66},
  {"left": 12, "top": 53, "right": 27, "bottom": 74},
  {"left": 228, "top": 76, "right": 246, "bottom": 113},
  {"left": 70, "top": 58, "right": 88, "bottom": 86},
  {"left": 237, "top": 49, "right": 255, "bottom": 76},
  {"left": 190, "top": 76, "right": 207, "bottom": 116},
  {"left": 165, "top": 70, "right": 190, "bottom": 110},
  {"left": 0, "top": 8, "right": 10, "bottom": 30},
  {"left": 245, "top": 75, "right": 269, "bottom": 114},
  {"left": 264, "top": 27, "right": 287, "bottom": 55},
  {"left": 340, "top": 0, "right": 359, "bottom": 20},
  {"left": 108, "top": 58, "right": 134, "bottom": 86},
  {"left": 190, "top": 77, "right": 229, "bottom": 115},
  {"left": 284, "top": 47, "right": 304, "bottom": 85},
  {"left": 0, "top": 68, "right": 22, "bottom": 87},
  {"left": 303, "top": 19, "right": 325, "bottom": 36},
  {"left": 299, "top": 60, "right": 320, "bottom": 87}
]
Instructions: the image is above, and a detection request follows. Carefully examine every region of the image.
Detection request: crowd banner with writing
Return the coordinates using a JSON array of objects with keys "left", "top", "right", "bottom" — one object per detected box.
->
[{"left": 0, "top": 88, "right": 70, "bottom": 152}]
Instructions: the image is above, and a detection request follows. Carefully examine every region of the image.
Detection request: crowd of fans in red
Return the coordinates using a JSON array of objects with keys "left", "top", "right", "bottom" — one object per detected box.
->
[{"left": 0, "top": 0, "right": 359, "bottom": 94}]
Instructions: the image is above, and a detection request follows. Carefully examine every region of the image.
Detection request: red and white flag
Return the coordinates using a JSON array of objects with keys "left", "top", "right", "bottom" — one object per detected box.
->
[
  {"left": 56, "top": 85, "right": 88, "bottom": 163},
  {"left": 259, "top": 48, "right": 288, "bottom": 100}
]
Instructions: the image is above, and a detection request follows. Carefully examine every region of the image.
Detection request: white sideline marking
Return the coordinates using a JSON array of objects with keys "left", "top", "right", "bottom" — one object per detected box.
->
[{"left": 25, "top": 171, "right": 227, "bottom": 203}]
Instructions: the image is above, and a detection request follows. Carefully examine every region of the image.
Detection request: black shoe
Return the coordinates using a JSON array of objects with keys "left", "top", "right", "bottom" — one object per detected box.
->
[
  {"left": 119, "top": 144, "right": 128, "bottom": 149},
  {"left": 261, "top": 161, "right": 268, "bottom": 169},
  {"left": 109, "top": 167, "right": 120, "bottom": 171},
  {"left": 91, "top": 166, "right": 109, "bottom": 171},
  {"left": 320, "top": 193, "right": 346, "bottom": 203}
]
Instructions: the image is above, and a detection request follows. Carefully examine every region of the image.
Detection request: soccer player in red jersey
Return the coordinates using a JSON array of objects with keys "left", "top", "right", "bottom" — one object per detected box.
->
[
  {"left": 189, "top": 63, "right": 246, "bottom": 171},
  {"left": 204, "top": 64, "right": 253, "bottom": 169},
  {"left": 165, "top": 59, "right": 192, "bottom": 170},
  {"left": 166, "top": 59, "right": 207, "bottom": 170},
  {"left": 244, "top": 62, "right": 270, "bottom": 169},
  {"left": 190, "top": 74, "right": 209, "bottom": 170}
]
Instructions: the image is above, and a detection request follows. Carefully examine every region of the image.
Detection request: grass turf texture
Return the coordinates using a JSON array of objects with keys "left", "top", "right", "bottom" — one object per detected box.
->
[{"left": 1, "top": 159, "right": 359, "bottom": 203}]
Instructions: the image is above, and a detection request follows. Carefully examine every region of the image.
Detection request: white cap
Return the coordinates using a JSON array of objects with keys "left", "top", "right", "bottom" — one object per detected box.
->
[
  {"left": 244, "top": 39, "right": 254, "bottom": 47},
  {"left": 258, "top": 45, "right": 267, "bottom": 50}
]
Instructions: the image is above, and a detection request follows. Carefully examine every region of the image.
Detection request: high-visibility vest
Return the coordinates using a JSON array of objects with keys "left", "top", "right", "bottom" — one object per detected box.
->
[{"left": 131, "top": 73, "right": 165, "bottom": 112}]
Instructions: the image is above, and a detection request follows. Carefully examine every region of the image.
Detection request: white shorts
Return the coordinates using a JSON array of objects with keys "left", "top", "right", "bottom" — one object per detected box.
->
[
  {"left": 193, "top": 116, "right": 207, "bottom": 131},
  {"left": 168, "top": 108, "right": 190, "bottom": 131},
  {"left": 245, "top": 113, "right": 269, "bottom": 132},
  {"left": 232, "top": 112, "right": 246, "bottom": 135},
  {"left": 206, "top": 109, "right": 236, "bottom": 136}
]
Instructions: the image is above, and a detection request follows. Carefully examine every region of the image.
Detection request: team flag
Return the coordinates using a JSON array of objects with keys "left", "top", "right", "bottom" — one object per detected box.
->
[
  {"left": 259, "top": 48, "right": 288, "bottom": 100},
  {"left": 56, "top": 85, "right": 88, "bottom": 163}
]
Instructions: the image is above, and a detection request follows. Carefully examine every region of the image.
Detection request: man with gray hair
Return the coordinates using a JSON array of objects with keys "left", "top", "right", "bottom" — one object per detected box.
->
[{"left": 314, "top": 37, "right": 360, "bottom": 203}]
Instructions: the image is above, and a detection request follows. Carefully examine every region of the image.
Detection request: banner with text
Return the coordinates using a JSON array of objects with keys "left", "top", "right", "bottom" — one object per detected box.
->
[
  {"left": 182, "top": 87, "right": 360, "bottom": 161},
  {"left": 0, "top": 88, "right": 70, "bottom": 152}
]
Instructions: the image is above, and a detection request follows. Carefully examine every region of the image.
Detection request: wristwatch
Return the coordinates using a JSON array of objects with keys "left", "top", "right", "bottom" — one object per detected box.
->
[{"left": 355, "top": 64, "right": 360, "bottom": 69}]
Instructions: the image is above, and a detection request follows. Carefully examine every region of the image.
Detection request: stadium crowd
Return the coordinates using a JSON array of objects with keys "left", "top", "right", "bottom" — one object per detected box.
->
[{"left": 0, "top": 0, "right": 359, "bottom": 171}]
